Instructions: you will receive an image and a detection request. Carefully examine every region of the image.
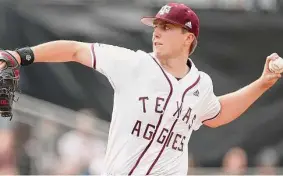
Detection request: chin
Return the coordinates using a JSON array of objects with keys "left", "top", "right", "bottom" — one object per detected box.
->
[
  {"left": 153, "top": 48, "right": 163, "bottom": 57},
  {"left": 153, "top": 51, "right": 161, "bottom": 58},
  {"left": 154, "top": 51, "right": 168, "bottom": 60}
]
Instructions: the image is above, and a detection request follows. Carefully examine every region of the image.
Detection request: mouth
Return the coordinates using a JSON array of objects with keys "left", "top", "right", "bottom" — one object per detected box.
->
[{"left": 154, "top": 42, "right": 163, "bottom": 46}]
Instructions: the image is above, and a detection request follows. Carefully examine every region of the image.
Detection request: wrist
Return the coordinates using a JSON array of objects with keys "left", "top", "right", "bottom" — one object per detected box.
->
[
  {"left": 15, "top": 47, "right": 35, "bottom": 66},
  {"left": 256, "top": 77, "right": 271, "bottom": 91}
]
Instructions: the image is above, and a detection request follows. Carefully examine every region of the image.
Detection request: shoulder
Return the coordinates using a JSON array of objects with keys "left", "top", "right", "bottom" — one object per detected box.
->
[
  {"left": 189, "top": 59, "right": 213, "bottom": 86},
  {"left": 94, "top": 43, "right": 143, "bottom": 55},
  {"left": 93, "top": 43, "right": 151, "bottom": 65},
  {"left": 197, "top": 71, "right": 215, "bottom": 93},
  {"left": 199, "top": 71, "right": 213, "bottom": 85}
]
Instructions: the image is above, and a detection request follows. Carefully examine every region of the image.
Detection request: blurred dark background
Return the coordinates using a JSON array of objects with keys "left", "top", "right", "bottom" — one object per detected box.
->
[{"left": 0, "top": 0, "right": 283, "bottom": 175}]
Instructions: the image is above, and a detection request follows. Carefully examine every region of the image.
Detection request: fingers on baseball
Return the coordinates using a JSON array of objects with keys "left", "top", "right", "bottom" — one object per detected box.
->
[
  {"left": 274, "top": 73, "right": 281, "bottom": 79},
  {"left": 267, "top": 53, "right": 279, "bottom": 61},
  {"left": 273, "top": 73, "right": 282, "bottom": 78},
  {"left": 265, "top": 53, "right": 281, "bottom": 73},
  {"left": 267, "top": 74, "right": 280, "bottom": 80}
]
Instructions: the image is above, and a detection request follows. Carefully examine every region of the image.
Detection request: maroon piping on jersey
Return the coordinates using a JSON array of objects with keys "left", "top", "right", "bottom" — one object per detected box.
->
[
  {"left": 202, "top": 110, "right": 221, "bottom": 123},
  {"left": 128, "top": 55, "right": 174, "bottom": 175},
  {"left": 146, "top": 75, "right": 201, "bottom": 175},
  {"left": 91, "top": 43, "right": 96, "bottom": 68}
]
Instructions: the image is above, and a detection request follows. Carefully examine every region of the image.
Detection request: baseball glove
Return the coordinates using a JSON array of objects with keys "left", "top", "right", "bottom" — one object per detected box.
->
[{"left": 0, "top": 50, "right": 20, "bottom": 120}]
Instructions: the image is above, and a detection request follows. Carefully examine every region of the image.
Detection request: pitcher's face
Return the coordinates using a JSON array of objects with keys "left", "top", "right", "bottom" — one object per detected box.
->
[{"left": 152, "top": 19, "right": 194, "bottom": 59}]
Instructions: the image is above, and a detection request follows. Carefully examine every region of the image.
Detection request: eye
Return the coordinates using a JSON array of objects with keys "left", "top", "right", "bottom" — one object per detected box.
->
[
  {"left": 164, "top": 24, "right": 171, "bottom": 30},
  {"left": 153, "top": 23, "right": 171, "bottom": 31}
]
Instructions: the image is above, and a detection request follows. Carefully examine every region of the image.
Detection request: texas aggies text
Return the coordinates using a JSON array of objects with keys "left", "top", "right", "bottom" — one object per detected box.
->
[{"left": 131, "top": 95, "right": 199, "bottom": 152}]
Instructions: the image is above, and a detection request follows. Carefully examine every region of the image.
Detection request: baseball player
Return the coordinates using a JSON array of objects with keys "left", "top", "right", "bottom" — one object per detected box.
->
[{"left": 0, "top": 2, "right": 281, "bottom": 175}]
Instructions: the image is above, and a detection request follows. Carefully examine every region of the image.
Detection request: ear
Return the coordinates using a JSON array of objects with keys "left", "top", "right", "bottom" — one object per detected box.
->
[{"left": 184, "top": 33, "right": 195, "bottom": 46}]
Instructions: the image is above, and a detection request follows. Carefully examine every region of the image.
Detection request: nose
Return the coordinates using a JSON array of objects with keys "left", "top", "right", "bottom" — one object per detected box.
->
[{"left": 153, "top": 27, "right": 161, "bottom": 40}]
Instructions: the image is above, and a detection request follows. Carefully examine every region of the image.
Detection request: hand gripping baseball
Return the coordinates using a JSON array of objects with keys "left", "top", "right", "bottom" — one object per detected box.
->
[{"left": 0, "top": 50, "right": 20, "bottom": 120}]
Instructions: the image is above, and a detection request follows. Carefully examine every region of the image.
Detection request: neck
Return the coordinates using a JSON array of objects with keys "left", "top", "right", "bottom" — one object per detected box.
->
[{"left": 154, "top": 52, "right": 190, "bottom": 78}]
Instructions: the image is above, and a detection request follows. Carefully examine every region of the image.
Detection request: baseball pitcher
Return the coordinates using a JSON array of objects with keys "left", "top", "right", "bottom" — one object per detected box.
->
[{"left": 0, "top": 3, "right": 281, "bottom": 175}]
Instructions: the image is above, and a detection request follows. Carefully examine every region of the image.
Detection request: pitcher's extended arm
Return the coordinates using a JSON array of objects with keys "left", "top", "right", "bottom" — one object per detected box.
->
[{"left": 7, "top": 40, "right": 92, "bottom": 67}]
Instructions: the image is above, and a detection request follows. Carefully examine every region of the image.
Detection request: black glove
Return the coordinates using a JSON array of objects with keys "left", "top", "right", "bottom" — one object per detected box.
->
[{"left": 0, "top": 50, "right": 20, "bottom": 120}]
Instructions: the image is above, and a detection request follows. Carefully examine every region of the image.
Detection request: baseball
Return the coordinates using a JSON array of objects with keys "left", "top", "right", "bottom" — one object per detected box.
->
[{"left": 269, "top": 57, "right": 283, "bottom": 74}]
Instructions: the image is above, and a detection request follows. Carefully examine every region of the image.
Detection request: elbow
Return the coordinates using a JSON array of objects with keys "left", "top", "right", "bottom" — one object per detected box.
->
[
  {"left": 203, "top": 113, "right": 227, "bottom": 128},
  {"left": 71, "top": 41, "right": 82, "bottom": 63},
  {"left": 203, "top": 119, "right": 222, "bottom": 128},
  {"left": 210, "top": 124, "right": 221, "bottom": 128},
  {"left": 72, "top": 42, "right": 92, "bottom": 67},
  {"left": 206, "top": 122, "right": 222, "bottom": 128}
]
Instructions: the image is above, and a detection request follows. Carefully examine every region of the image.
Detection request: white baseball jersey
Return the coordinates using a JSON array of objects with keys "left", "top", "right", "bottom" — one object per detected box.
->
[{"left": 90, "top": 43, "right": 221, "bottom": 175}]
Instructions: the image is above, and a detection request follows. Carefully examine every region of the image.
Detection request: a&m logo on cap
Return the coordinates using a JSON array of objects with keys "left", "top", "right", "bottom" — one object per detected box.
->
[{"left": 158, "top": 5, "right": 171, "bottom": 15}]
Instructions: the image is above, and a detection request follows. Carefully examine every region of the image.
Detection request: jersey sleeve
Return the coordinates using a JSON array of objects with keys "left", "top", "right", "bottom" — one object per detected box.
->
[
  {"left": 194, "top": 72, "right": 221, "bottom": 131},
  {"left": 90, "top": 43, "right": 140, "bottom": 91}
]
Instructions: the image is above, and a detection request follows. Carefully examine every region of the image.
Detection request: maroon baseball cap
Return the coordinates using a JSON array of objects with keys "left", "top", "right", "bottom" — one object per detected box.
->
[{"left": 141, "top": 3, "right": 200, "bottom": 38}]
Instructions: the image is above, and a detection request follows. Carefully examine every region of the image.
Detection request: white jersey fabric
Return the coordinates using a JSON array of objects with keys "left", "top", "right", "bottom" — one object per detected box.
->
[{"left": 90, "top": 43, "right": 221, "bottom": 175}]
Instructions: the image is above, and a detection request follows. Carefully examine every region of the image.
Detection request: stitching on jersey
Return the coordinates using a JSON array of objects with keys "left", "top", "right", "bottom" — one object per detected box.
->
[{"left": 201, "top": 109, "right": 221, "bottom": 123}]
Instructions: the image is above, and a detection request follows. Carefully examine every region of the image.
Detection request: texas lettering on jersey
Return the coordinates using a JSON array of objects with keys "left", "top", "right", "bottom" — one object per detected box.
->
[{"left": 131, "top": 96, "right": 197, "bottom": 152}]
